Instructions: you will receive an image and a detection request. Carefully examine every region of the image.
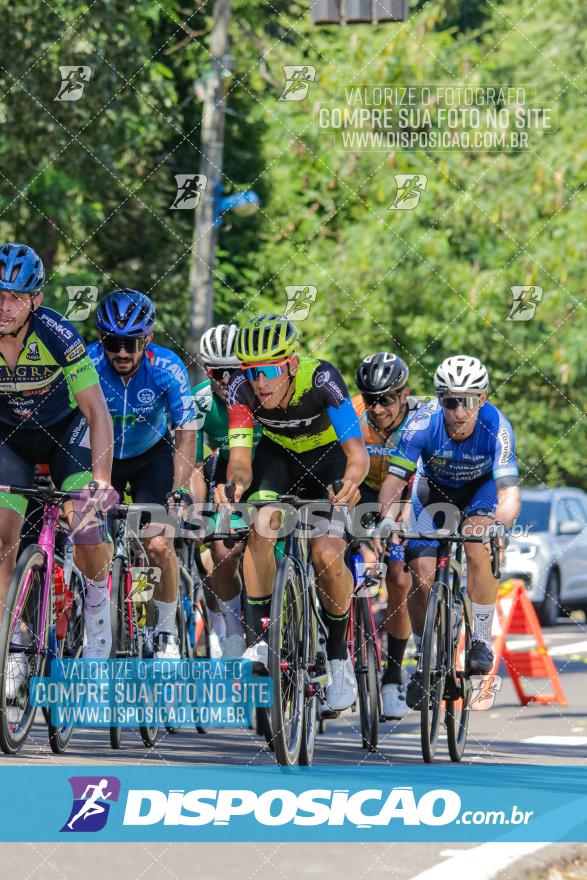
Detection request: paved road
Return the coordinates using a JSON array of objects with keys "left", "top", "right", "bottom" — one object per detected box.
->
[
  {"left": 1, "top": 620, "right": 585, "bottom": 880},
  {"left": 6, "top": 618, "right": 586, "bottom": 766}
]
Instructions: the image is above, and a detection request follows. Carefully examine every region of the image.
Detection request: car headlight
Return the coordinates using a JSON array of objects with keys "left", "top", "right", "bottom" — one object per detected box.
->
[{"left": 511, "top": 544, "right": 537, "bottom": 558}]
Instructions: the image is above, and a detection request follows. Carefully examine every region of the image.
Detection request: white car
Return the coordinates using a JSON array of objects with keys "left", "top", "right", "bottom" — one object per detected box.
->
[{"left": 501, "top": 487, "right": 587, "bottom": 626}]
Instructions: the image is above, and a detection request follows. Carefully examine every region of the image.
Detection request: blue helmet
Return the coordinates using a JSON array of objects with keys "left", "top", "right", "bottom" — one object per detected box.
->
[
  {"left": 95, "top": 289, "right": 155, "bottom": 337},
  {"left": 0, "top": 243, "right": 45, "bottom": 293}
]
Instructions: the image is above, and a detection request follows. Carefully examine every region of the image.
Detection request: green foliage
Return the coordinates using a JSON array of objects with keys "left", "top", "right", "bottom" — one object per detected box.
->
[{"left": 0, "top": 0, "right": 584, "bottom": 487}]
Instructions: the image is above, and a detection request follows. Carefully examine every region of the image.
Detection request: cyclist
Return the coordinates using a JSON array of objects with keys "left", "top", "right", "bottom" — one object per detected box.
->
[
  {"left": 353, "top": 351, "right": 422, "bottom": 720},
  {"left": 379, "top": 355, "right": 521, "bottom": 709},
  {"left": 190, "top": 325, "right": 262, "bottom": 657},
  {"left": 0, "top": 243, "right": 115, "bottom": 677},
  {"left": 215, "top": 314, "right": 369, "bottom": 711},
  {"left": 88, "top": 289, "right": 197, "bottom": 660}
]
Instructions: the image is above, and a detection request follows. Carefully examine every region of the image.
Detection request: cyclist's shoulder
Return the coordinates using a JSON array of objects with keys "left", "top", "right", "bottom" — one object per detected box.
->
[
  {"left": 31, "top": 307, "right": 84, "bottom": 352},
  {"left": 403, "top": 397, "right": 442, "bottom": 433},
  {"left": 144, "top": 344, "right": 190, "bottom": 388},
  {"left": 226, "top": 369, "right": 250, "bottom": 407},
  {"left": 307, "top": 358, "right": 347, "bottom": 393},
  {"left": 478, "top": 401, "right": 513, "bottom": 431}
]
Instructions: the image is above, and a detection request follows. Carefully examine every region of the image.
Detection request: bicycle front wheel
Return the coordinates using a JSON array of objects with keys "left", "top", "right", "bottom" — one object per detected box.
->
[
  {"left": 355, "top": 597, "right": 380, "bottom": 752},
  {"left": 0, "top": 546, "right": 49, "bottom": 754},
  {"left": 420, "top": 582, "right": 447, "bottom": 763},
  {"left": 268, "top": 557, "right": 305, "bottom": 766},
  {"left": 299, "top": 565, "right": 318, "bottom": 766},
  {"left": 446, "top": 596, "right": 473, "bottom": 762}
]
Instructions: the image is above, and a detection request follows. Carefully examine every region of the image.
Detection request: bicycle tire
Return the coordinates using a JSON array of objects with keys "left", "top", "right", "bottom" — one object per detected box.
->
[
  {"left": 0, "top": 546, "right": 49, "bottom": 754},
  {"left": 108, "top": 556, "right": 127, "bottom": 750},
  {"left": 242, "top": 587, "right": 274, "bottom": 749},
  {"left": 268, "top": 556, "right": 305, "bottom": 766},
  {"left": 446, "top": 595, "right": 473, "bottom": 762},
  {"left": 299, "top": 565, "right": 318, "bottom": 766},
  {"left": 355, "top": 596, "right": 379, "bottom": 752},
  {"left": 48, "top": 561, "right": 85, "bottom": 754},
  {"left": 420, "top": 582, "right": 447, "bottom": 763}
]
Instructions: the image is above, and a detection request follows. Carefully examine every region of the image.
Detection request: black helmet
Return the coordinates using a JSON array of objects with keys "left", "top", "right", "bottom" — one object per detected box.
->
[{"left": 355, "top": 352, "right": 409, "bottom": 396}]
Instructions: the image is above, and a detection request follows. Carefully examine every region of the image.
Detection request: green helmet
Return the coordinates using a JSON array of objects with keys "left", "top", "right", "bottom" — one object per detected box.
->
[{"left": 236, "top": 314, "right": 299, "bottom": 363}]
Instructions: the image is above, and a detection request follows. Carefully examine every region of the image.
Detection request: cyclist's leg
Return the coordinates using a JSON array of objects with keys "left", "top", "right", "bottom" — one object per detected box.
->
[
  {"left": 0, "top": 433, "right": 32, "bottom": 613},
  {"left": 51, "top": 412, "right": 113, "bottom": 658},
  {"left": 126, "top": 439, "right": 180, "bottom": 656},
  {"left": 461, "top": 479, "right": 499, "bottom": 671}
]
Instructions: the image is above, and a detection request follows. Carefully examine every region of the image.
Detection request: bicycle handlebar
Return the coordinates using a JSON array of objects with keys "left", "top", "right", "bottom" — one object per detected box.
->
[{"left": 0, "top": 484, "right": 89, "bottom": 502}]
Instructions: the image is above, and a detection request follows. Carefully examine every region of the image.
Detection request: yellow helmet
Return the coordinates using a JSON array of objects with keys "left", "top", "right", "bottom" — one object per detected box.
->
[{"left": 236, "top": 314, "right": 299, "bottom": 363}]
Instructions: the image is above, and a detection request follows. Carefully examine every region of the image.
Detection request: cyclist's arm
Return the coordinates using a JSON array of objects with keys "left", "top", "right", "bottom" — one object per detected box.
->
[
  {"left": 189, "top": 462, "right": 207, "bottom": 505},
  {"left": 74, "top": 384, "right": 114, "bottom": 483},
  {"left": 225, "top": 446, "right": 252, "bottom": 502},
  {"left": 225, "top": 395, "right": 255, "bottom": 502},
  {"left": 495, "top": 485, "right": 521, "bottom": 531},
  {"left": 173, "top": 428, "right": 196, "bottom": 492},
  {"left": 379, "top": 472, "right": 409, "bottom": 521},
  {"left": 492, "top": 412, "right": 520, "bottom": 529},
  {"left": 338, "top": 435, "right": 369, "bottom": 489}
]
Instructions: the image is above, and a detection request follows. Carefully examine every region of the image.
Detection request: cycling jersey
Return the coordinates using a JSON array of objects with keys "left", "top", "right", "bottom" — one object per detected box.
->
[
  {"left": 227, "top": 357, "right": 361, "bottom": 453},
  {"left": 352, "top": 394, "right": 423, "bottom": 492},
  {"left": 88, "top": 342, "right": 197, "bottom": 459},
  {"left": 388, "top": 400, "right": 519, "bottom": 489},
  {"left": 193, "top": 378, "right": 262, "bottom": 461},
  {"left": 0, "top": 306, "right": 98, "bottom": 427}
]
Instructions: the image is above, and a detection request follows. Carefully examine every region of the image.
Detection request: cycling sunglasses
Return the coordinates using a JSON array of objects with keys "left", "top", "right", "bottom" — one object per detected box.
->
[
  {"left": 206, "top": 367, "right": 232, "bottom": 382},
  {"left": 241, "top": 359, "right": 289, "bottom": 381},
  {"left": 102, "top": 335, "right": 147, "bottom": 354},
  {"left": 439, "top": 394, "right": 482, "bottom": 411},
  {"left": 362, "top": 392, "right": 401, "bottom": 407}
]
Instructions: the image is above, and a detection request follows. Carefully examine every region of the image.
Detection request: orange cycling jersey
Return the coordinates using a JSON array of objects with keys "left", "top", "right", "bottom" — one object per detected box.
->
[{"left": 352, "top": 394, "right": 423, "bottom": 492}]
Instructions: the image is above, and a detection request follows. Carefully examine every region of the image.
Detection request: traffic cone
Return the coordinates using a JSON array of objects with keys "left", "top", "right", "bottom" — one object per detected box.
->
[{"left": 492, "top": 579, "right": 567, "bottom": 706}]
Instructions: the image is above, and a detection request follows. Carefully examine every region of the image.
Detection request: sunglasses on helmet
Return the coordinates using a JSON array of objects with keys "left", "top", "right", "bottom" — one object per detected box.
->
[
  {"left": 362, "top": 391, "right": 402, "bottom": 407},
  {"left": 439, "top": 394, "right": 482, "bottom": 411},
  {"left": 241, "top": 359, "right": 289, "bottom": 381},
  {"left": 102, "top": 335, "right": 147, "bottom": 354}
]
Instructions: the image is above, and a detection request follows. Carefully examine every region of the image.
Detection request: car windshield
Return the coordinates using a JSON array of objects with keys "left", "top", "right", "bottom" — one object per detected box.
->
[{"left": 516, "top": 499, "right": 551, "bottom": 533}]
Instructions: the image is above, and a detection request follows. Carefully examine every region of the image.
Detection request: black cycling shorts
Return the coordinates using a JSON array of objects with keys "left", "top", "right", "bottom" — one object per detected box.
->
[
  {"left": 0, "top": 410, "right": 92, "bottom": 515},
  {"left": 111, "top": 436, "right": 174, "bottom": 506},
  {"left": 244, "top": 435, "right": 347, "bottom": 502}
]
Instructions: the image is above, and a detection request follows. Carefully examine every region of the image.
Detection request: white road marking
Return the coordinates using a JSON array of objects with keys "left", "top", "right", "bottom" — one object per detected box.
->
[
  {"left": 522, "top": 735, "right": 587, "bottom": 746},
  {"left": 409, "top": 843, "right": 547, "bottom": 880},
  {"left": 498, "top": 638, "right": 587, "bottom": 656}
]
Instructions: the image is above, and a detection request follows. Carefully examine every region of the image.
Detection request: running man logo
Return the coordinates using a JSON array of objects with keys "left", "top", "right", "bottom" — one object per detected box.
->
[
  {"left": 284, "top": 285, "right": 318, "bottom": 321},
  {"left": 279, "top": 66, "right": 316, "bottom": 101},
  {"left": 131, "top": 566, "right": 161, "bottom": 603},
  {"left": 170, "top": 174, "right": 208, "bottom": 210},
  {"left": 65, "top": 286, "right": 99, "bottom": 322},
  {"left": 55, "top": 66, "right": 92, "bottom": 102},
  {"left": 469, "top": 674, "right": 503, "bottom": 711},
  {"left": 507, "top": 285, "right": 543, "bottom": 321},
  {"left": 390, "top": 174, "right": 428, "bottom": 210},
  {"left": 61, "top": 776, "right": 120, "bottom": 832}
]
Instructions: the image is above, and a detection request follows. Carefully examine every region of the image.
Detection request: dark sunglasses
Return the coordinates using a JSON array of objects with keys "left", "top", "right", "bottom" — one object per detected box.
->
[
  {"left": 102, "top": 335, "right": 147, "bottom": 354},
  {"left": 362, "top": 392, "right": 401, "bottom": 407},
  {"left": 206, "top": 367, "right": 233, "bottom": 382},
  {"left": 439, "top": 395, "right": 481, "bottom": 411}
]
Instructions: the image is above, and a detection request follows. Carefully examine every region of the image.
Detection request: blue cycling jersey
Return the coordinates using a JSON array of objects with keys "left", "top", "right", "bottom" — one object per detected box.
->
[
  {"left": 88, "top": 342, "right": 197, "bottom": 459},
  {"left": 388, "top": 400, "right": 519, "bottom": 490}
]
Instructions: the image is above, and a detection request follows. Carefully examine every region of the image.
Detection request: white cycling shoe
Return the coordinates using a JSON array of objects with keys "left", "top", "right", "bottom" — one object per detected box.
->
[
  {"left": 381, "top": 682, "right": 409, "bottom": 720},
  {"left": 82, "top": 602, "right": 112, "bottom": 659},
  {"left": 242, "top": 640, "right": 269, "bottom": 671},
  {"left": 222, "top": 633, "right": 246, "bottom": 658},
  {"left": 325, "top": 656, "right": 357, "bottom": 711},
  {"left": 5, "top": 653, "right": 29, "bottom": 702}
]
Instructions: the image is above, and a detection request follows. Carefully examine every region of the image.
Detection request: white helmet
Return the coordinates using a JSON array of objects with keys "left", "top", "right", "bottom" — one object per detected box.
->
[
  {"left": 434, "top": 355, "right": 489, "bottom": 393},
  {"left": 199, "top": 324, "right": 240, "bottom": 367}
]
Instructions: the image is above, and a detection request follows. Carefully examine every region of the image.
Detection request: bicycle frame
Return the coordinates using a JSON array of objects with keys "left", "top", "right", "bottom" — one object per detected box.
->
[{"left": 346, "top": 548, "right": 383, "bottom": 673}]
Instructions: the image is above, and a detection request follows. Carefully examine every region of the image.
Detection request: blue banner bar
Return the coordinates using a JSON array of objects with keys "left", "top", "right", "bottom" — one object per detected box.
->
[{"left": 0, "top": 766, "right": 586, "bottom": 842}]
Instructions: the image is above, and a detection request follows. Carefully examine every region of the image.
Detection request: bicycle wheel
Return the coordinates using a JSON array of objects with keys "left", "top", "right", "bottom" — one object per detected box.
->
[
  {"left": 446, "top": 596, "right": 473, "bottom": 762},
  {"left": 299, "top": 566, "right": 318, "bottom": 766},
  {"left": 268, "top": 556, "right": 304, "bottom": 766},
  {"left": 165, "top": 604, "right": 190, "bottom": 735},
  {"left": 354, "top": 597, "right": 380, "bottom": 752},
  {"left": 0, "top": 546, "right": 49, "bottom": 754},
  {"left": 47, "top": 562, "right": 85, "bottom": 754},
  {"left": 420, "top": 582, "right": 447, "bottom": 763},
  {"left": 108, "top": 556, "right": 128, "bottom": 750}
]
